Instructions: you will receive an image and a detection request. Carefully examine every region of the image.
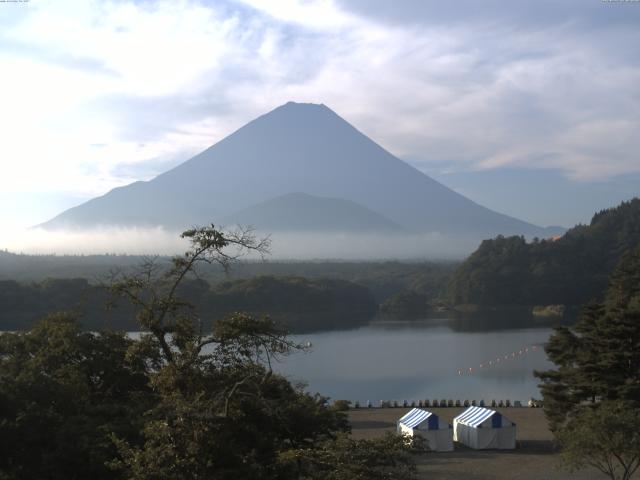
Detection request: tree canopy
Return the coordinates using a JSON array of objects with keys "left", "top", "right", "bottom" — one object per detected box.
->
[
  {"left": 0, "top": 275, "right": 377, "bottom": 333},
  {"left": 448, "top": 198, "right": 640, "bottom": 307},
  {"left": 535, "top": 245, "right": 640, "bottom": 479},
  {"left": 0, "top": 313, "right": 151, "bottom": 480},
  {"left": 557, "top": 401, "right": 640, "bottom": 480}
]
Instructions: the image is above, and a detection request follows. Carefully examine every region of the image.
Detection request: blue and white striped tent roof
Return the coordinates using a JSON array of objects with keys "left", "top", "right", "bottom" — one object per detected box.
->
[
  {"left": 454, "top": 406, "right": 499, "bottom": 428},
  {"left": 398, "top": 408, "right": 434, "bottom": 429}
]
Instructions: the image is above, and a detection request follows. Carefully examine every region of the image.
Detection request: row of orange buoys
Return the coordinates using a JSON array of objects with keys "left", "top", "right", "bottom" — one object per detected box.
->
[{"left": 457, "top": 344, "right": 541, "bottom": 376}]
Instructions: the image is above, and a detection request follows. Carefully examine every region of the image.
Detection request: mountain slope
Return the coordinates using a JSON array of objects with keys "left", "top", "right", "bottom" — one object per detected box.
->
[
  {"left": 43, "top": 102, "right": 548, "bottom": 237},
  {"left": 224, "top": 192, "right": 404, "bottom": 232}
]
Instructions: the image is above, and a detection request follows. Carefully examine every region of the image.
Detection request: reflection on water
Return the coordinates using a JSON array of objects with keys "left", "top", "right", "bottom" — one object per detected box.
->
[
  {"left": 276, "top": 316, "right": 563, "bottom": 404},
  {"left": 446, "top": 310, "right": 576, "bottom": 332}
]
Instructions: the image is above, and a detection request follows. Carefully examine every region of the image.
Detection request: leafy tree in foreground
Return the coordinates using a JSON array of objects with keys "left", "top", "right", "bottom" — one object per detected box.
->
[
  {"left": 0, "top": 313, "right": 152, "bottom": 480},
  {"left": 104, "top": 226, "right": 350, "bottom": 479},
  {"left": 281, "top": 432, "right": 418, "bottom": 480},
  {"left": 1, "top": 225, "right": 419, "bottom": 479},
  {"left": 536, "top": 246, "right": 640, "bottom": 479},
  {"left": 558, "top": 401, "right": 640, "bottom": 480},
  {"left": 109, "top": 225, "right": 418, "bottom": 479}
]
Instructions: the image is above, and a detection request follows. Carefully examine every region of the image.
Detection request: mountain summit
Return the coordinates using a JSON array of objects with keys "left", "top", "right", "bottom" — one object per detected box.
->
[{"left": 42, "top": 102, "right": 552, "bottom": 239}]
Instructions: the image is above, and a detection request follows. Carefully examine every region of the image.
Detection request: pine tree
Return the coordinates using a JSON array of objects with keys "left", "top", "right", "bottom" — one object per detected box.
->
[
  {"left": 536, "top": 246, "right": 640, "bottom": 429},
  {"left": 536, "top": 246, "right": 640, "bottom": 479}
]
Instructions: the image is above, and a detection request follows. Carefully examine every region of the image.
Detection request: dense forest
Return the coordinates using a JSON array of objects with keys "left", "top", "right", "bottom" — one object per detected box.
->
[
  {"left": 448, "top": 198, "right": 640, "bottom": 307},
  {"left": 0, "top": 254, "right": 457, "bottom": 330},
  {"left": 0, "top": 253, "right": 455, "bottom": 303},
  {"left": 0, "top": 275, "right": 378, "bottom": 333}
]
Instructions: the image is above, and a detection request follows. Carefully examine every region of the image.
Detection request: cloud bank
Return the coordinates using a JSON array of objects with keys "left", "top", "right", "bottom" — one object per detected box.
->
[{"left": 2, "top": 227, "right": 475, "bottom": 260}]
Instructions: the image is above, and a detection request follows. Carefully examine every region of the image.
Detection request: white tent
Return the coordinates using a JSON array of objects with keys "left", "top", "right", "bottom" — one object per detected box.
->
[
  {"left": 397, "top": 408, "right": 454, "bottom": 452},
  {"left": 453, "top": 406, "right": 516, "bottom": 450}
]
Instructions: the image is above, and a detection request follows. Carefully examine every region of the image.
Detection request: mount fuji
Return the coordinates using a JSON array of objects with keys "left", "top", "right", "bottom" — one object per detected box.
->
[{"left": 42, "top": 102, "right": 558, "bottom": 242}]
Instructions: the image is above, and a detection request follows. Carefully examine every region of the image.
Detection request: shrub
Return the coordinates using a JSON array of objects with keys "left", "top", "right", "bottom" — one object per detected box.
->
[{"left": 332, "top": 400, "right": 351, "bottom": 411}]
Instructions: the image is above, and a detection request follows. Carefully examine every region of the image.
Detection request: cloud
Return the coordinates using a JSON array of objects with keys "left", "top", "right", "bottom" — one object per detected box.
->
[
  {"left": 264, "top": 231, "right": 476, "bottom": 260},
  {"left": 0, "top": 0, "right": 638, "bottom": 207},
  {"left": 1, "top": 226, "right": 189, "bottom": 256},
  {"left": 1, "top": 226, "right": 475, "bottom": 259}
]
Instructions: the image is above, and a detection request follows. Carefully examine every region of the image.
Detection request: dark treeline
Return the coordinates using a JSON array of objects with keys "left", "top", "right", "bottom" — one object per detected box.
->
[
  {"left": 0, "top": 275, "right": 377, "bottom": 333},
  {"left": 447, "top": 198, "right": 640, "bottom": 307},
  {"left": 377, "top": 264, "right": 454, "bottom": 318},
  {"left": 379, "top": 291, "right": 437, "bottom": 319},
  {"left": 0, "top": 255, "right": 457, "bottom": 329},
  {"left": 0, "top": 253, "right": 456, "bottom": 304}
]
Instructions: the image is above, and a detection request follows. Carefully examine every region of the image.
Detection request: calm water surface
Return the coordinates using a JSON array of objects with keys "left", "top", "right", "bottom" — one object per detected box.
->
[{"left": 275, "top": 318, "right": 556, "bottom": 404}]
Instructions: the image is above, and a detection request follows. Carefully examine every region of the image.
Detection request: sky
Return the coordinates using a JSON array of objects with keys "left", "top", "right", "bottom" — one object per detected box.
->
[{"left": 0, "top": 0, "right": 639, "bottom": 232}]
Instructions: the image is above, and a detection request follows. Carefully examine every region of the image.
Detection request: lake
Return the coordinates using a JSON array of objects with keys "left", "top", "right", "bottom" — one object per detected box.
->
[{"left": 275, "top": 318, "right": 557, "bottom": 405}]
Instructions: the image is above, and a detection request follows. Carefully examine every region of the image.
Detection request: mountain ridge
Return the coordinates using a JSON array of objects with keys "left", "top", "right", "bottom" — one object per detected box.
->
[{"left": 224, "top": 192, "right": 405, "bottom": 233}]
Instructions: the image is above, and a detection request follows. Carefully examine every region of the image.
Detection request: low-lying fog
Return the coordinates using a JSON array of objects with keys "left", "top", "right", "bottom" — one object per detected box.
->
[{"left": 2, "top": 227, "right": 478, "bottom": 260}]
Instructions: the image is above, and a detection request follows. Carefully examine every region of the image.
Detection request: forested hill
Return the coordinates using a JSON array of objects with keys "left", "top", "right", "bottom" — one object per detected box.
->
[
  {"left": 0, "top": 276, "right": 376, "bottom": 333},
  {"left": 447, "top": 198, "right": 640, "bottom": 307}
]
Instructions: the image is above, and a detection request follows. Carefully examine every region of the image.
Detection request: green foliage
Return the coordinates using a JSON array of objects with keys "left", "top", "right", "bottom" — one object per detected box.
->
[
  {"left": 0, "top": 313, "right": 151, "bottom": 480},
  {"left": 109, "top": 324, "right": 349, "bottom": 479},
  {"left": 205, "top": 275, "right": 377, "bottom": 331},
  {"left": 449, "top": 198, "right": 640, "bottom": 306},
  {"left": 536, "top": 246, "right": 640, "bottom": 430},
  {"left": 0, "top": 277, "right": 99, "bottom": 329},
  {"left": 0, "top": 275, "right": 376, "bottom": 333},
  {"left": 0, "top": 225, "right": 418, "bottom": 479},
  {"left": 0, "top": 253, "right": 456, "bottom": 316},
  {"left": 380, "top": 290, "right": 432, "bottom": 319},
  {"left": 331, "top": 400, "right": 352, "bottom": 411},
  {"left": 537, "top": 246, "right": 640, "bottom": 479},
  {"left": 557, "top": 401, "right": 640, "bottom": 480},
  {"left": 281, "top": 432, "right": 418, "bottom": 480}
]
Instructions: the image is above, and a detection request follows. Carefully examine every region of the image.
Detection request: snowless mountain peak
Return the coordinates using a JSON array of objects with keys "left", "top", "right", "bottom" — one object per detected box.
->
[{"left": 42, "top": 101, "right": 552, "bottom": 245}]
